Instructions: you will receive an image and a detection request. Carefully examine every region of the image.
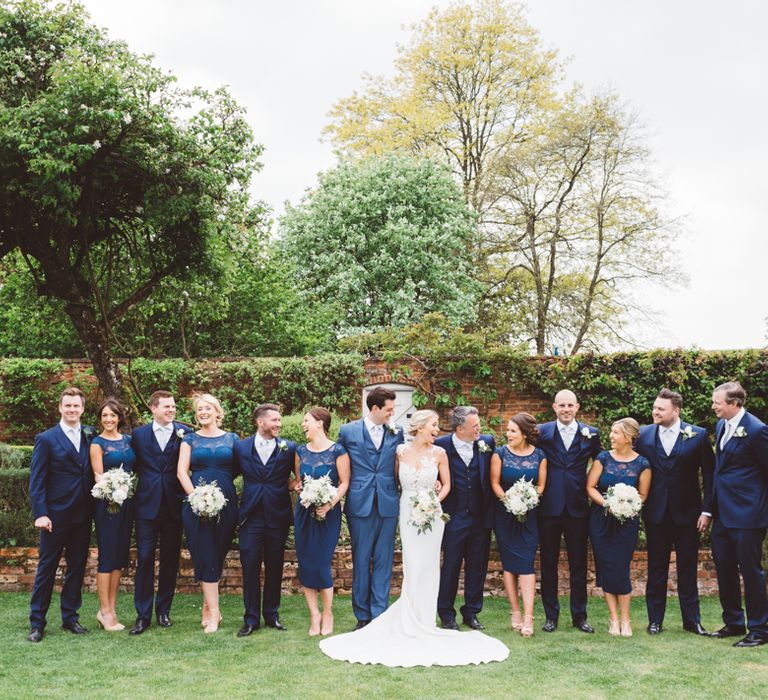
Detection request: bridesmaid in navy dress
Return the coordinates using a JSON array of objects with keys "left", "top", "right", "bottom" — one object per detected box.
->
[
  {"left": 177, "top": 393, "right": 238, "bottom": 633},
  {"left": 587, "top": 417, "right": 651, "bottom": 637},
  {"left": 294, "top": 407, "right": 350, "bottom": 636},
  {"left": 490, "top": 413, "right": 547, "bottom": 637},
  {"left": 90, "top": 398, "right": 135, "bottom": 632}
]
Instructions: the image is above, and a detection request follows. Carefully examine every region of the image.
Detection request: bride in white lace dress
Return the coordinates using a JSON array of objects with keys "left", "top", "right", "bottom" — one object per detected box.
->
[{"left": 319, "top": 410, "right": 509, "bottom": 667}]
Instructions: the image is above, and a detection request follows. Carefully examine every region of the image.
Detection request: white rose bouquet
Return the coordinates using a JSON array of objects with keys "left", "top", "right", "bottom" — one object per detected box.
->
[
  {"left": 501, "top": 478, "right": 539, "bottom": 522},
  {"left": 299, "top": 474, "right": 338, "bottom": 521},
  {"left": 187, "top": 479, "right": 228, "bottom": 522},
  {"left": 408, "top": 489, "right": 450, "bottom": 535},
  {"left": 603, "top": 483, "right": 642, "bottom": 523},
  {"left": 91, "top": 465, "right": 137, "bottom": 514}
]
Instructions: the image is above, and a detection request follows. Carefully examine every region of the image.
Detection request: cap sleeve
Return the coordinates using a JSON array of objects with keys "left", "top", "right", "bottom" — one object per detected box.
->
[
  {"left": 334, "top": 442, "right": 348, "bottom": 457},
  {"left": 596, "top": 450, "right": 610, "bottom": 463},
  {"left": 182, "top": 432, "right": 195, "bottom": 446}
]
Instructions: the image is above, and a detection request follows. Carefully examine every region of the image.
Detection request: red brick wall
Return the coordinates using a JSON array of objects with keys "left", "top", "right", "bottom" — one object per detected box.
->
[{"left": 0, "top": 546, "right": 718, "bottom": 598}]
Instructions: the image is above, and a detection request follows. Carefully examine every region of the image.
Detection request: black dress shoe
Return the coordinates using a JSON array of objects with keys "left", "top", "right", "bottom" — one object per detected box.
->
[
  {"left": 237, "top": 623, "right": 259, "bottom": 637},
  {"left": 27, "top": 627, "right": 44, "bottom": 643},
  {"left": 441, "top": 619, "right": 459, "bottom": 631},
  {"left": 265, "top": 619, "right": 287, "bottom": 631},
  {"left": 62, "top": 621, "right": 88, "bottom": 635},
  {"left": 129, "top": 618, "right": 151, "bottom": 636},
  {"left": 647, "top": 622, "right": 663, "bottom": 635},
  {"left": 710, "top": 624, "right": 747, "bottom": 638},
  {"left": 353, "top": 620, "right": 370, "bottom": 631},
  {"left": 156, "top": 613, "right": 172, "bottom": 628},
  {"left": 463, "top": 615, "right": 484, "bottom": 631},
  {"left": 573, "top": 619, "right": 594, "bottom": 634},
  {"left": 733, "top": 632, "right": 768, "bottom": 648},
  {"left": 682, "top": 622, "right": 708, "bottom": 636},
  {"left": 542, "top": 619, "right": 558, "bottom": 632}
]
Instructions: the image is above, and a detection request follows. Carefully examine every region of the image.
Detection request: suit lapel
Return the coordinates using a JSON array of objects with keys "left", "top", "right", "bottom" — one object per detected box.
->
[
  {"left": 361, "top": 421, "right": 380, "bottom": 468},
  {"left": 54, "top": 424, "right": 81, "bottom": 464}
]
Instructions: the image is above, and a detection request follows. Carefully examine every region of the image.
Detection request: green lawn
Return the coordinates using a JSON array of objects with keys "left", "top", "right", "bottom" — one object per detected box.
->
[{"left": 1, "top": 593, "right": 765, "bottom": 699}]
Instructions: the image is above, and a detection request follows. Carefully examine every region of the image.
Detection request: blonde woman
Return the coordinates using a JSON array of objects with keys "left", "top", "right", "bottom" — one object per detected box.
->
[
  {"left": 177, "top": 393, "right": 238, "bottom": 633},
  {"left": 587, "top": 418, "right": 651, "bottom": 637}
]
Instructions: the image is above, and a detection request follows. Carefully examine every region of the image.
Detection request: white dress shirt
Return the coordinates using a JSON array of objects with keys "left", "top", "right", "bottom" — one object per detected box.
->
[
  {"left": 364, "top": 417, "right": 384, "bottom": 450},
  {"left": 254, "top": 434, "right": 276, "bottom": 464},
  {"left": 452, "top": 434, "right": 474, "bottom": 466},
  {"left": 153, "top": 421, "right": 173, "bottom": 451},
  {"left": 556, "top": 420, "right": 577, "bottom": 451},
  {"left": 659, "top": 419, "right": 681, "bottom": 457},
  {"left": 720, "top": 407, "right": 745, "bottom": 449},
  {"left": 59, "top": 419, "right": 82, "bottom": 452}
]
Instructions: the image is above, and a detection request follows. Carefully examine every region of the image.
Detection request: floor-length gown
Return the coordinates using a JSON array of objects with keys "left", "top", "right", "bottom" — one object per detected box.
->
[{"left": 319, "top": 446, "right": 509, "bottom": 667}]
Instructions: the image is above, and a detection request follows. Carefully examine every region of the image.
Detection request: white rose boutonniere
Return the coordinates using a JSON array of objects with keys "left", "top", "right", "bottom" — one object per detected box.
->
[
  {"left": 387, "top": 422, "right": 400, "bottom": 435},
  {"left": 581, "top": 427, "right": 593, "bottom": 439},
  {"left": 278, "top": 439, "right": 288, "bottom": 451},
  {"left": 477, "top": 439, "right": 491, "bottom": 453},
  {"left": 681, "top": 426, "right": 697, "bottom": 441},
  {"left": 176, "top": 428, "right": 185, "bottom": 440},
  {"left": 733, "top": 426, "right": 747, "bottom": 438}
]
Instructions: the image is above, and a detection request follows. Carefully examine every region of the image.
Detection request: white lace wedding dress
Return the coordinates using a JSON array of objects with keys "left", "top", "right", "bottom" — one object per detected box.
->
[{"left": 319, "top": 446, "right": 509, "bottom": 667}]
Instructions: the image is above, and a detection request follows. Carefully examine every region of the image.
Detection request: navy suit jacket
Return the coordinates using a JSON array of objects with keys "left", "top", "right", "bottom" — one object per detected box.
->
[
  {"left": 340, "top": 419, "right": 404, "bottom": 519},
  {"left": 132, "top": 421, "right": 191, "bottom": 520},
  {"left": 233, "top": 437, "right": 295, "bottom": 528},
  {"left": 637, "top": 422, "right": 714, "bottom": 525},
  {"left": 29, "top": 424, "right": 94, "bottom": 527},
  {"left": 537, "top": 421, "right": 601, "bottom": 518},
  {"left": 712, "top": 411, "right": 768, "bottom": 529},
  {"left": 435, "top": 433, "right": 495, "bottom": 527}
]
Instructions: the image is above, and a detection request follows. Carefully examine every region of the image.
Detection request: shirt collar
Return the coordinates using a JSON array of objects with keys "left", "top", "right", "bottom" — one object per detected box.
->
[
  {"left": 255, "top": 434, "right": 275, "bottom": 447},
  {"left": 364, "top": 417, "right": 382, "bottom": 432},
  {"left": 556, "top": 420, "right": 577, "bottom": 433},
  {"left": 727, "top": 408, "right": 746, "bottom": 428},
  {"left": 59, "top": 419, "right": 81, "bottom": 434},
  {"left": 661, "top": 419, "right": 681, "bottom": 434},
  {"left": 152, "top": 421, "right": 172, "bottom": 432},
  {"left": 452, "top": 433, "right": 474, "bottom": 449}
]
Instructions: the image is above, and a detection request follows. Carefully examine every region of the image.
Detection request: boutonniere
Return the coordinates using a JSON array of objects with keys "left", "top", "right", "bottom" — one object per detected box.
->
[
  {"left": 733, "top": 426, "right": 747, "bottom": 438},
  {"left": 82, "top": 426, "right": 97, "bottom": 442},
  {"left": 581, "top": 427, "right": 594, "bottom": 439},
  {"left": 278, "top": 440, "right": 288, "bottom": 452},
  {"left": 176, "top": 428, "right": 185, "bottom": 439},
  {"left": 477, "top": 439, "right": 491, "bottom": 453},
  {"left": 681, "top": 426, "right": 698, "bottom": 441},
  {"left": 387, "top": 422, "right": 400, "bottom": 435}
]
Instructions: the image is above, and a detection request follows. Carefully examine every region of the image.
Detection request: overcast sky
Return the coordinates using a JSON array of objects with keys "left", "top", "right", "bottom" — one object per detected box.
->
[{"left": 78, "top": 0, "right": 767, "bottom": 350}]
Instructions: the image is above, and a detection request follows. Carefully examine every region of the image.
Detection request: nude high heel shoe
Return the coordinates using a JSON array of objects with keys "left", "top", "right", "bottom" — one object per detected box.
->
[
  {"left": 96, "top": 611, "right": 125, "bottom": 632},
  {"left": 608, "top": 619, "right": 620, "bottom": 636},
  {"left": 521, "top": 615, "right": 534, "bottom": 637},
  {"left": 620, "top": 620, "right": 633, "bottom": 637},
  {"left": 510, "top": 611, "right": 523, "bottom": 631},
  {"left": 204, "top": 609, "right": 222, "bottom": 634}
]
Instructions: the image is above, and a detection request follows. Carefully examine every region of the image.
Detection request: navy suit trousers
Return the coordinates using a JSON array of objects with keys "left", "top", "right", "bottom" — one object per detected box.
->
[
  {"left": 711, "top": 519, "right": 768, "bottom": 634},
  {"left": 437, "top": 511, "right": 490, "bottom": 621},
  {"left": 29, "top": 518, "right": 91, "bottom": 627},
  {"left": 538, "top": 512, "right": 589, "bottom": 622},
  {"left": 645, "top": 515, "right": 701, "bottom": 626},
  {"left": 239, "top": 511, "right": 289, "bottom": 626},
  {"left": 133, "top": 506, "right": 182, "bottom": 621}
]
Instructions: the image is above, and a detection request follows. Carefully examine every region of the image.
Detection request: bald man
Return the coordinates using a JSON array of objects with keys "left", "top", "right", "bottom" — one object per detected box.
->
[{"left": 537, "top": 390, "right": 602, "bottom": 633}]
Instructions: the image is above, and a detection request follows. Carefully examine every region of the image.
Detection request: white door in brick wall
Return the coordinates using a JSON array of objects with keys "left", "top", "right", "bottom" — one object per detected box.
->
[{"left": 362, "top": 383, "right": 416, "bottom": 432}]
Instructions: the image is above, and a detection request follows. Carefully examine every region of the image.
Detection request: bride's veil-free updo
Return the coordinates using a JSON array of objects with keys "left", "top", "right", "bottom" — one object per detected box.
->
[{"left": 406, "top": 409, "right": 439, "bottom": 439}]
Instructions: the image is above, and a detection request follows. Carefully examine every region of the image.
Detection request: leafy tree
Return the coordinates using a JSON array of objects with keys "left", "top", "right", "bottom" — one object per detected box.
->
[
  {"left": 279, "top": 155, "right": 481, "bottom": 336},
  {"left": 325, "top": 0, "right": 557, "bottom": 218},
  {"left": 0, "top": 0, "right": 262, "bottom": 403}
]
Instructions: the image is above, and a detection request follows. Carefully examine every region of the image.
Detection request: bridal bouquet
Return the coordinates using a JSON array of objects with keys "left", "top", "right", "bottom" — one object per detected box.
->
[
  {"left": 299, "top": 474, "right": 338, "bottom": 521},
  {"left": 187, "top": 479, "right": 228, "bottom": 522},
  {"left": 603, "top": 483, "right": 642, "bottom": 523},
  {"left": 409, "top": 489, "right": 450, "bottom": 535},
  {"left": 91, "top": 465, "right": 136, "bottom": 514},
  {"left": 501, "top": 478, "right": 539, "bottom": 522}
]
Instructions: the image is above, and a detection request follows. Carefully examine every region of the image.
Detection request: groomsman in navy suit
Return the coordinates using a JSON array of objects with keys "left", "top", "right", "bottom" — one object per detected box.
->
[
  {"left": 636, "top": 388, "right": 714, "bottom": 635},
  {"left": 340, "top": 387, "right": 403, "bottom": 629},
  {"left": 436, "top": 406, "right": 495, "bottom": 630},
  {"left": 233, "top": 403, "right": 296, "bottom": 636},
  {"left": 28, "top": 388, "right": 94, "bottom": 642},
  {"left": 708, "top": 381, "right": 768, "bottom": 647},
  {"left": 129, "top": 390, "right": 191, "bottom": 635},
  {"left": 537, "top": 390, "right": 601, "bottom": 633}
]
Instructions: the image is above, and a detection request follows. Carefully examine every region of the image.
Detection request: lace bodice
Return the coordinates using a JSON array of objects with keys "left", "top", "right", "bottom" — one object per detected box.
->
[
  {"left": 297, "top": 442, "right": 346, "bottom": 485},
  {"left": 397, "top": 445, "right": 439, "bottom": 492},
  {"left": 596, "top": 450, "right": 649, "bottom": 491},
  {"left": 92, "top": 434, "right": 136, "bottom": 472}
]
